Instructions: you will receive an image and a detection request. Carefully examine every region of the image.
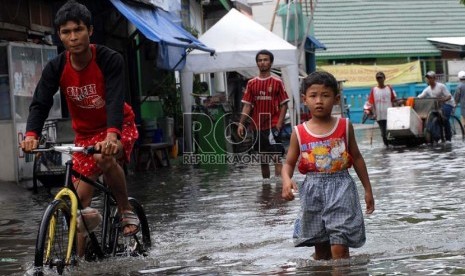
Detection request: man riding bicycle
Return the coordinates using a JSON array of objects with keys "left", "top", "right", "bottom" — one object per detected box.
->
[
  {"left": 20, "top": 0, "right": 139, "bottom": 256},
  {"left": 418, "top": 71, "right": 455, "bottom": 143}
]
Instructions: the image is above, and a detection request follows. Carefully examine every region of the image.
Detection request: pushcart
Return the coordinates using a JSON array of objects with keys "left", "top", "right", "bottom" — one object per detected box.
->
[{"left": 386, "top": 98, "right": 464, "bottom": 146}]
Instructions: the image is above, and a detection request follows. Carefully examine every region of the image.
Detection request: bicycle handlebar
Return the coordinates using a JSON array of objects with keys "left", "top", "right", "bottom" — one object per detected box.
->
[{"left": 33, "top": 146, "right": 100, "bottom": 155}]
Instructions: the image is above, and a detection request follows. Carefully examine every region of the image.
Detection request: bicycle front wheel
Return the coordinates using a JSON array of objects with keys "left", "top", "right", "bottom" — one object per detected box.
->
[
  {"left": 34, "top": 199, "right": 77, "bottom": 275},
  {"left": 450, "top": 115, "right": 465, "bottom": 141},
  {"left": 109, "top": 197, "right": 151, "bottom": 257}
]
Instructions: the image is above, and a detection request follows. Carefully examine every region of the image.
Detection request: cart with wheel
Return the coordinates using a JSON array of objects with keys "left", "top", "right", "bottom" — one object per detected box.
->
[{"left": 386, "top": 98, "right": 464, "bottom": 146}]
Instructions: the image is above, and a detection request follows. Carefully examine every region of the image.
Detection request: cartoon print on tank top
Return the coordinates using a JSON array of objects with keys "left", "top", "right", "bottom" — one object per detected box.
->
[{"left": 299, "top": 138, "right": 351, "bottom": 173}]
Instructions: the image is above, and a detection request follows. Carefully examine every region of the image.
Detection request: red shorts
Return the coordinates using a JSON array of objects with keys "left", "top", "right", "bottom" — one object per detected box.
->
[{"left": 72, "top": 120, "right": 139, "bottom": 178}]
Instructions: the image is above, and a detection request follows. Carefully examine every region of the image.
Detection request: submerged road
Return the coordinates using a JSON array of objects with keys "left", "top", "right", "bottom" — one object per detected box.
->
[{"left": 2, "top": 124, "right": 465, "bottom": 275}]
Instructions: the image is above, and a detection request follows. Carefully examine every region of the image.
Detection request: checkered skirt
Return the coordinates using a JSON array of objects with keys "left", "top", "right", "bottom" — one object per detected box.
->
[{"left": 293, "top": 170, "right": 366, "bottom": 248}]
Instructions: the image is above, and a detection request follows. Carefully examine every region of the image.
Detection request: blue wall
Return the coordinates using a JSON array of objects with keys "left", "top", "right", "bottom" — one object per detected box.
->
[{"left": 344, "top": 82, "right": 459, "bottom": 123}]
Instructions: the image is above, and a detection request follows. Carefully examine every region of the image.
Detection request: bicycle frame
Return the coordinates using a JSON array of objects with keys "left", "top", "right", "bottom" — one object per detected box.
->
[
  {"left": 34, "top": 145, "right": 151, "bottom": 275},
  {"left": 70, "top": 164, "right": 115, "bottom": 258},
  {"left": 45, "top": 151, "right": 118, "bottom": 264}
]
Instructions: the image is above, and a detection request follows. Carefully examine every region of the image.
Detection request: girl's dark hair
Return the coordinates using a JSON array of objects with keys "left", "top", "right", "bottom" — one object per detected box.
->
[
  {"left": 54, "top": 0, "right": 92, "bottom": 30},
  {"left": 301, "top": 71, "right": 339, "bottom": 95},
  {"left": 255, "top": 49, "right": 274, "bottom": 63}
]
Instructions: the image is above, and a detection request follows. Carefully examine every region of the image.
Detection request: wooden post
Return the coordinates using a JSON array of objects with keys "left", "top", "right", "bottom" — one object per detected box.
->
[{"left": 270, "top": 0, "right": 281, "bottom": 31}]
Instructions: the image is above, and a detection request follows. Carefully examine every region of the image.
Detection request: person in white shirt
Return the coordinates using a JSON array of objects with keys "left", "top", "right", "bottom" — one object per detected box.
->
[
  {"left": 365, "top": 71, "right": 397, "bottom": 146},
  {"left": 418, "top": 71, "right": 455, "bottom": 142}
]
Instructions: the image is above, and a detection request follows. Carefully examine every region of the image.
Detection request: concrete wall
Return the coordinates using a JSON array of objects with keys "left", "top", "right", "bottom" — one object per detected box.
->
[{"left": 0, "top": 122, "right": 16, "bottom": 181}]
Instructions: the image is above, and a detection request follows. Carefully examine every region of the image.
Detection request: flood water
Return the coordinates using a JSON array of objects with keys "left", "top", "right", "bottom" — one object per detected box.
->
[{"left": 2, "top": 125, "right": 465, "bottom": 275}]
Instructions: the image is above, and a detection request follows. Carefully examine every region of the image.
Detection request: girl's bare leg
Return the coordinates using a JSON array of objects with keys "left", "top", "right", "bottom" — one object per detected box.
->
[
  {"left": 314, "top": 242, "right": 332, "bottom": 260},
  {"left": 331, "top": 244, "right": 350, "bottom": 259}
]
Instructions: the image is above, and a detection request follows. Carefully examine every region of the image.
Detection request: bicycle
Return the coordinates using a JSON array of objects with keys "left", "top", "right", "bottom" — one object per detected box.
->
[
  {"left": 424, "top": 105, "right": 464, "bottom": 144},
  {"left": 386, "top": 97, "right": 464, "bottom": 146},
  {"left": 32, "top": 145, "right": 151, "bottom": 275},
  {"left": 449, "top": 113, "right": 465, "bottom": 140}
]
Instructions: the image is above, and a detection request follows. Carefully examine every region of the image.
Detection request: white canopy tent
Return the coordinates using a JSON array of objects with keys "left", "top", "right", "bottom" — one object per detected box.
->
[{"left": 180, "top": 8, "right": 300, "bottom": 152}]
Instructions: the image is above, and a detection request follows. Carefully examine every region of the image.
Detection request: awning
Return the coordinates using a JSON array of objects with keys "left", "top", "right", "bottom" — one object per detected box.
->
[
  {"left": 305, "top": 35, "right": 327, "bottom": 51},
  {"left": 110, "top": 0, "right": 215, "bottom": 70},
  {"left": 427, "top": 37, "right": 465, "bottom": 52}
]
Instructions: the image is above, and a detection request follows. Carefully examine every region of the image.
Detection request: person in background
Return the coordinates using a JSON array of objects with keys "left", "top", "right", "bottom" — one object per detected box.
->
[
  {"left": 237, "top": 49, "right": 289, "bottom": 181},
  {"left": 418, "top": 71, "right": 455, "bottom": 143},
  {"left": 20, "top": 0, "right": 139, "bottom": 256},
  {"left": 364, "top": 71, "right": 397, "bottom": 146},
  {"left": 454, "top": 71, "right": 465, "bottom": 126},
  {"left": 282, "top": 71, "right": 374, "bottom": 260}
]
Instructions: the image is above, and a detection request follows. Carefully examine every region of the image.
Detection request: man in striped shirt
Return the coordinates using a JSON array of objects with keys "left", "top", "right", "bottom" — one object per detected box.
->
[{"left": 237, "top": 50, "right": 289, "bottom": 179}]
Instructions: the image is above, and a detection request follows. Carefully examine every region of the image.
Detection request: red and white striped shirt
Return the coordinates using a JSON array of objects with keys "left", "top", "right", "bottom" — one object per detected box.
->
[{"left": 241, "top": 75, "right": 289, "bottom": 130}]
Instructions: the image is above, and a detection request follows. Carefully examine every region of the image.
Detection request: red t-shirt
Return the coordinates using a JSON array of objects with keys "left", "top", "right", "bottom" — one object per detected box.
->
[
  {"left": 241, "top": 75, "right": 289, "bottom": 130},
  {"left": 26, "top": 44, "right": 135, "bottom": 140},
  {"left": 60, "top": 45, "right": 134, "bottom": 138}
]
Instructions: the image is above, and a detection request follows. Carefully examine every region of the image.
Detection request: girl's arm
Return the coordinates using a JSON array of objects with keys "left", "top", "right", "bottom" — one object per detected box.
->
[
  {"left": 348, "top": 122, "right": 375, "bottom": 214},
  {"left": 282, "top": 130, "right": 299, "bottom": 201}
]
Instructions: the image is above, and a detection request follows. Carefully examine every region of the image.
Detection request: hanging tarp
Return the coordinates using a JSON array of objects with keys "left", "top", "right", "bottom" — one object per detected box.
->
[
  {"left": 110, "top": 0, "right": 214, "bottom": 70},
  {"left": 218, "top": 0, "right": 231, "bottom": 10},
  {"left": 277, "top": 1, "right": 306, "bottom": 43},
  {"left": 319, "top": 60, "right": 423, "bottom": 87}
]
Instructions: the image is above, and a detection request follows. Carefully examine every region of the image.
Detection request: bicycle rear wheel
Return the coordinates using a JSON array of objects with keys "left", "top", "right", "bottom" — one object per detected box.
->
[
  {"left": 34, "top": 199, "right": 77, "bottom": 275},
  {"left": 449, "top": 115, "right": 465, "bottom": 141},
  {"left": 424, "top": 111, "right": 443, "bottom": 144},
  {"left": 109, "top": 198, "right": 151, "bottom": 257},
  {"left": 32, "top": 151, "right": 66, "bottom": 194}
]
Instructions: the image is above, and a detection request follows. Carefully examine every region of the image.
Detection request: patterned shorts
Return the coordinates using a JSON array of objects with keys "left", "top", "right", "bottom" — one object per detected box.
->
[
  {"left": 72, "top": 120, "right": 139, "bottom": 178},
  {"left": 293, "top": 170, "right": 366, "bottom": 248}
]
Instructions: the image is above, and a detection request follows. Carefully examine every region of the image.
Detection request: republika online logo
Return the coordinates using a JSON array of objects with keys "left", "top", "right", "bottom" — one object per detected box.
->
[{"left": 182, "top": 112, "right": 283, "bottom": 165}]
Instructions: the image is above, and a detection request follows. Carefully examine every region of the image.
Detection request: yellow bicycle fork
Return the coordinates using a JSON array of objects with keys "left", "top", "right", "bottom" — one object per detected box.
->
[{"left": 45, "top": 188, "right": 79, "bottom": 264}]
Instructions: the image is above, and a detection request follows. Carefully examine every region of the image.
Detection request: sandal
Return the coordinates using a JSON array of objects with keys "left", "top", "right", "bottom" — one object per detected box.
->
[{"left": 121, "top": 210, "right": 140, "bottom": 237}]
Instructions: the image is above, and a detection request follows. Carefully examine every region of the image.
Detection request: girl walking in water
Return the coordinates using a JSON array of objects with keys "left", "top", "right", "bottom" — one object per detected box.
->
[{"left": 282, "top": 71, "right": 375, "bottom": 260}]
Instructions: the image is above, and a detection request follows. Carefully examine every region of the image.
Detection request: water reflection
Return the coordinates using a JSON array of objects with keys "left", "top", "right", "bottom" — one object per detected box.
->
[{"left": 2, "top": 126, "right": 465, "bottom": 274}]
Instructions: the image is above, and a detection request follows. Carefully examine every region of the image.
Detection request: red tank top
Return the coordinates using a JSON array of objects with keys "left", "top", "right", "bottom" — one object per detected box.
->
[
  {"left": 296, "top": 118, "right": 353, "bottom": 174},
  {"left": 60, "top": 44, "right": 133, "bottom": 137}
]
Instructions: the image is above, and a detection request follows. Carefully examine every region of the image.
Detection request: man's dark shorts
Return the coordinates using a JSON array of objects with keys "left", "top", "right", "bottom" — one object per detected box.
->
[{"left": 253, "top": 128, "right": 284, "bottom": 155}]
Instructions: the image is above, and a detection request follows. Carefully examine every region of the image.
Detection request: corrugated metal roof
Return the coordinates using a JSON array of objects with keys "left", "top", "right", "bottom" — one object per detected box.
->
[{"left": 308, "top": 0, "right": 465, "bottom": 60}]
